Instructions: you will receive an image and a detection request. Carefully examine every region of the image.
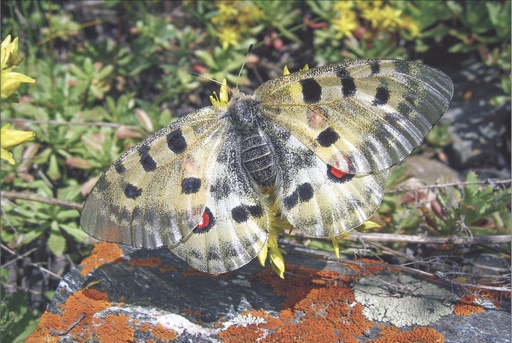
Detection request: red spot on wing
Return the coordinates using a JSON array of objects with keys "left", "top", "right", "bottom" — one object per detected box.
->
[
  {"left": 196, "top": 211, "right": 210, "bottom": 230},
  {"left": 330, "top": 167, "right": 347, "bottom": 179}
]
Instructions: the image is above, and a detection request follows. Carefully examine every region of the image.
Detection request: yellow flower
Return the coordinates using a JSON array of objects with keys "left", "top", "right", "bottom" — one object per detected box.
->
[
  {"left": 209, "top": 79, "right": 230, "bottom": 108},
  {"left": 400, "top": 16, "right": 420, "bottom": 38},
  {"left": 361, "top": 5, "right": 382, "bottom": 28},
  {"left": 1, "top": 124, "right": 35, "bottom": 165},
  {"left": 379, "top": 4, "right": 403, "bottom": 29},
  {"left": 217, "top": 26, "right": 240, "bottom": 50},
  {"left": 333, "top": 0, "right": 354, "bottom": 12},
  {"left": 218, "top": 3, "right": 238, "bottom": 18},
  {"left": 237, "top": 2, "right": 264, "bottom": 26},
  {"left": 331, "top": 10, "right": 359, "bottom": 39},
  {"left": 211, "top": 3, "right": 238, "bottom": 26},
  {"left": 1, "top": 35, "right": 36, "bottom": 100}
]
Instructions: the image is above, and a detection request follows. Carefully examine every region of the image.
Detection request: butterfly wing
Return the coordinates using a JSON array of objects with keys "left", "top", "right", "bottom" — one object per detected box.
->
[
  {"left": 265, "top": 122, "right": 387, "bottom": 237},
  {"left": 256, "top": 59, "right": 454, "bottom": 174},
  {"left": 81, "top": 107, "right": 229, "bottom": 249},
  {"left": 170, "top": 129, "right": 270, "bottom": 273},
  {"left": 81, "top": 109, "right": 269, "bottom": 273}
]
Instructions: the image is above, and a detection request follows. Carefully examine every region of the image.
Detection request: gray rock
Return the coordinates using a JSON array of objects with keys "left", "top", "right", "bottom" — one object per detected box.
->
[
  {"left": 442, "top": 57, "right": 510, "bottom": 174},
  {"left": 31, "top": 243, "right": 511, "bottom": 342}
]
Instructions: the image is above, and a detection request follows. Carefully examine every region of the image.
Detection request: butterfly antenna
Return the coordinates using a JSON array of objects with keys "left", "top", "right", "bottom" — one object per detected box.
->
[
  {"left": 236, "top": 44, "right": 253, "bottom": 90},
  {"left": 188, "top": 71, "right": 234, "bottom": 94}
]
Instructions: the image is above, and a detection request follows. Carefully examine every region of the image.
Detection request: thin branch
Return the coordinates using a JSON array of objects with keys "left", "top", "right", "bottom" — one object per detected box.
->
[
  {"left": 4, "top": 117, "right": 140, "bottom": 130},
  {"left": 344, "top": 232, "right": 511, "bottom": 245},
  {"left": 2, "top": 247, "right": 38, "bottom": 268},
  {"left": 386, "top": 178, "right": 511, "bottom": 194},
  {"left": 1, "top": 244, "right": 62, "bottom": 280},
  {"left": 341, "top": 259, "right": 511, "bottom": 293},
  {"left": 1, "top": 191, "right": 83, "bottom": 211},
  {"left": 50, "top": 313, "right": 86, "bottom": 336},
  {"left": 2, "top": 283, "right": 44, "bottom": 295}
]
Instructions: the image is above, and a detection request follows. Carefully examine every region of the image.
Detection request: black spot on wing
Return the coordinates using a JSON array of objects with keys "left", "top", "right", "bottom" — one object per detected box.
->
[
  {"left": 124, "top": 183, "right": 142, "bottom": 199},
  {"left": 167, "top": 129, "right": 187, "bottom": 154},
  {"left": 139, "top": 145, "right": 157, "bottom": 172},
  {"left": 114, "top": 161, "right": 126, "bottom": 174},
  {"left": 370, "top": 61, "right": 380, "bottom": 75},
  {"left": 317, "top": 127, "right": 339, "bottom": 147},
  {"left": 336, "top": 68, "right": 356, "bottom": 97},
  {"left": 283, "top": 192, "right": 299, "bottom": 210},
  {"left": 232, "top": 206, "right": 249, "bottom": 223},
  {"left": 300, "top": 78, "right": 322, "bottom": 104},
  {"left": 96, "top": 176, "right": 110, "bottom": 192},
  {"left": 297, "top": 183, "right": 313, "bottom": 202},
  {"left": 373, "top": 86, "right": 390, "bottom": 106},
  {"left": 181, "top": 177, "right": 201, "bottom": 194},
  {"left": 247, "top": 205, "right": 264, "bottom": 218},
  {"left": 231, "top": 204, "right": 264, "bottom": 223},
  {"left": 283, "top": 183, "right": 315, "bottom": 210}
]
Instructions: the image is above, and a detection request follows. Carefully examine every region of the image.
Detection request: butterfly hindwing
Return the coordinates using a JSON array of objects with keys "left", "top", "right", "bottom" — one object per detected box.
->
[
  {"left": 80, "top": 107, "right": 229, "bottom": 249},
  {"left": 265, "top": 122, "right": 388, "bottom": 237},
  {"left": 256, "top": 59, "right": 454, "bottom": 174},
  {"left": 170, "top": 130, "right": 269, "bottom": 273}
]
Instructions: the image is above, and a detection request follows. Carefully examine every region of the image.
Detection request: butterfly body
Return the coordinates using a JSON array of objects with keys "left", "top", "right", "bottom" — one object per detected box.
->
[
  {"left": 227, "top": 93, "right": 278, "bottom": 187},
  {"left": 81, "top": 59, "right": 453, "bottom": 274}
]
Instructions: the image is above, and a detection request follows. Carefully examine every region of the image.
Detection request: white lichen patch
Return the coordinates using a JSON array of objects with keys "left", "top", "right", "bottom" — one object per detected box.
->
[
  {"left": 353, "top": 273, "right": 459, "bottom": 327},
  {"left": 223, "top": 313, "right": 266, "bottom": 328}
]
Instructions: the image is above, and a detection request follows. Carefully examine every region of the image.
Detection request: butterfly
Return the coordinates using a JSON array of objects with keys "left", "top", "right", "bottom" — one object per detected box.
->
[{"left": 80, "top": 59, "right": 453, "bottom": 274}]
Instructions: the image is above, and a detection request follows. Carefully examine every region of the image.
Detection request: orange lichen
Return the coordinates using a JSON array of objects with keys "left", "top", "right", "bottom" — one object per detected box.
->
[
  {"left": 25, "top": 312, "right": 62, "bottom": 343},
  {"left": 94, "top": 313, "right": 135, "bottom": 342},
  {"left": 80, "top": 242, "right": 123, "bottom": 276},
  {"left": 347, "top": 258, "right": 388, "bottom": 276},
  {"left": 151, "top": 323, "right": 178, "bottom": 342},
  {"left": 159, "top": 265, "right": 177, "bottom": 273},
  {"left": 138, "top": 322, "right": 177, "bottom": 342},
  {"left": 181, "top": 268, "right": 212, "bottom": 276},
  {"left": 370, "top": 327, "right": 444, "bottom": 343},
  {"left": 454, "top": 294, "right": 485, "bottom": 316},
  {"left": 129, "top": 256, "right": 163, "bottom": 268},
  {"left": 222, "top": 265, "right": 449, "bottom": 342},
  {"left": 26, "top": 288, "right": 112, "bottom": 341},
  {"left": 139, "top": 323, "right": 154, "bottom": 332},
  {"left": 225, "top": 266, "right": 375, "bottom": 341}
]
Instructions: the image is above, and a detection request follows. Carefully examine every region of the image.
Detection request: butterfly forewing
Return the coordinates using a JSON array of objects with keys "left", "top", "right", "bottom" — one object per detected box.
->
[
  {"left": 80, "top": 107, "right": 228, "bottom": 249},
  {"left": 255, "top": 59, "right": 454, "bottom": 174}
]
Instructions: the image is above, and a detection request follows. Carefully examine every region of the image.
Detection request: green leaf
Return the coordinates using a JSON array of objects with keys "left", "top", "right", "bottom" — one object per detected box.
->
[
  {"left": 60, "top": 223, "right": 89, "bottom": 243},
  {"left": 47, "top": 153, "right": 62, "bottom": 180},
  {"left": 56, "top": 210, "right": 80, "bottom": 220},
  {"left": 48, "top": 221, "right": 66, "bottom": 257}
]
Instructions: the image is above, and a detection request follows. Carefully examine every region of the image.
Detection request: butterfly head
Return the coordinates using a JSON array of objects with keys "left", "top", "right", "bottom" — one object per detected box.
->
[{"left": 227, "top": 92, "right": 261, "bottom": 132}]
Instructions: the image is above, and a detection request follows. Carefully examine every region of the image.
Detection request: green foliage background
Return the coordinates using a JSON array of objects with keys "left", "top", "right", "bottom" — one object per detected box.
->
[{"left": 1, "top": 1, "right": 510, "bottom": 340}]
